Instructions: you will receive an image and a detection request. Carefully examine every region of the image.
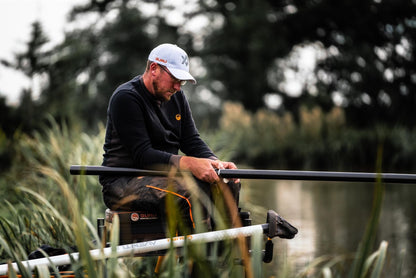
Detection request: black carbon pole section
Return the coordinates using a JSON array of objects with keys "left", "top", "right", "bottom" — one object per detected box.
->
[
  {"left": 70, "top": 165, "right": 416, "bottom": 184},
  {"left": 70, "top": 165, "right": 172, "bottom": 177},
  {"left": 216, "top": 169, "right": 416, "bottom": 184}
]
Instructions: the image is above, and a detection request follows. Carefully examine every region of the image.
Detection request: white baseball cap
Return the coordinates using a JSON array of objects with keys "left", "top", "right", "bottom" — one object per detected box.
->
[{"left": 148, "top": 43, "right": 197, "bottom": 84}]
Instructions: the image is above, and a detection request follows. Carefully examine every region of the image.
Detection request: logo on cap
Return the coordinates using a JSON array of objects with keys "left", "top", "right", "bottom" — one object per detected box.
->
[
  {"left": 156, "top": 57, "right": 167, "bottom": 63},
  {"left": 181, "top": 55, "right": 188, "bottom": 66}
]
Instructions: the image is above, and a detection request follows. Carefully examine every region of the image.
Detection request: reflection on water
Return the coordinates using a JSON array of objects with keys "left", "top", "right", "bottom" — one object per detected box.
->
[{"left": 241, "top": 179, "right": 416, "bottom": 277}]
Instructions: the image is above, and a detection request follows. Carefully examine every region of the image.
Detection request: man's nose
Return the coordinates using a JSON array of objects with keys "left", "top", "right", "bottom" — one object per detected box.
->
[{"left": 173, "top": 82, "right": 181, "bottom": 91}]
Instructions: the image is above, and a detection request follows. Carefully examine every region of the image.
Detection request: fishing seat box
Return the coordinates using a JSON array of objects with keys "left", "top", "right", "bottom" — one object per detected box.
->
[
  {"left": 104, "top": 209, "right": 166, "bottom": 245},
  {"left": 101, "top": 208, "right": 252, "bottom": 252}
]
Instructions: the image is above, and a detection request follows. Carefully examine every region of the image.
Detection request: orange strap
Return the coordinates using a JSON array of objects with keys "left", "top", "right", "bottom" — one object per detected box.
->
[{"left": 145, "top": 185, "right": 195, "bottom": 228}]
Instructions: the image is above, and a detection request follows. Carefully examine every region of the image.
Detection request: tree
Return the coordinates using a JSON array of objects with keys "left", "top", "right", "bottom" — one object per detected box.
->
[
  {"left": 283, "top": 0, "right": 416, "bottom": 127},
  {"left": 193, "top": 0, "right": 416, "bottom": 127},
  {"left": 4, "top": 0, "right": 415, "bottom": 131},
  {"left": 39, "top": 27, "right": 102, "bottom": 128},
  {"left": 194, "top": 0, "right": 282, "bottom": 112},
  {"left": 1, "top": 21, "right": 50, "bottom": 132}
]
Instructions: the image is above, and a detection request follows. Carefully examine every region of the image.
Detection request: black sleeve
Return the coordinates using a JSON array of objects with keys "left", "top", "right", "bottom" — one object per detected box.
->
[{"left": 179, "top": 94, "right": 217, "bottom": 159}]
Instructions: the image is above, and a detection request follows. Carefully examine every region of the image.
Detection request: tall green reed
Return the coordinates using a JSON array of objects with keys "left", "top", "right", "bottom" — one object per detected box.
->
[
  {"left": 0, "top": 110, "right": 403, "bottom": 277},
  {"left": 348, "top": 146, "right": 385, "bottom": 278},
  {"left": 0, "top": 119, "right": 262, "bottom": 277},
  {"left": 293, "top": 146, "right": 389, "bottom": 278},
  {"left": 2, "top": 116, "right": 105, "bottom": 220}
]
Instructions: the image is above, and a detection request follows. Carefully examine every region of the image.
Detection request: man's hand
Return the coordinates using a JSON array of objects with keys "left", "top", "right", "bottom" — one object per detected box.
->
[
  {"left": 179, "top": 157, "right": 239, "bottom": 183},
  {"left": 215, "top": 161, "right": 240, "bottom": 183}
]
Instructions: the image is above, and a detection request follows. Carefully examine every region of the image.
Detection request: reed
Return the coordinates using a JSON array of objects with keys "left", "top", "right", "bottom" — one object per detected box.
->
[
  {"left": 0, "top": 119, "right": 260, "bottom": 277},
  {"left": 0, "top": 116, "right": 401, "bottom": 277},
  {"left": 1, "top": 166, "right": 258, "bottom": 277}
]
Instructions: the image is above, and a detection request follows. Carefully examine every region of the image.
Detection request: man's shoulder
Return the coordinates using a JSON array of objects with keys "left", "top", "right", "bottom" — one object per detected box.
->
[
  {"left": 115, "top": 75, "right": 141, "bottom": 93},
  {"left": 110, "top": 76, "right": 145, "bottom": 101}
]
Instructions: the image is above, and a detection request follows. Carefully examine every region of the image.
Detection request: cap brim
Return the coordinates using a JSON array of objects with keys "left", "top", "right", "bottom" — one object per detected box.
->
[{"left": 168, "top": 67, "right": 197, "bottom": 84}]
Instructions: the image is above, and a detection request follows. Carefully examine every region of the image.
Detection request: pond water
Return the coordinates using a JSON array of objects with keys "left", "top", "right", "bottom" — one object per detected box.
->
[{"left": 242, "top": 179, "right": 416, "bottom": 277}]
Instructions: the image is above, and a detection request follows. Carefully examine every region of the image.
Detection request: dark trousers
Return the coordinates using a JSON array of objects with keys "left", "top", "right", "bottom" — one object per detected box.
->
[{"left": 99, "top": 175, "right": 241, "bottom": 231}]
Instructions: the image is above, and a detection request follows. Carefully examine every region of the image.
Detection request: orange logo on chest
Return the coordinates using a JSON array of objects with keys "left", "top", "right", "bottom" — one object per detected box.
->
[{"left": 176, "top": 114, "right": 181, "bottom": 121}]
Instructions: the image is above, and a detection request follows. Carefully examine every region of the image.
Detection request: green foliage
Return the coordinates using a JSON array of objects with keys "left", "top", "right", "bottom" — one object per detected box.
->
[
  {"left": 348, "top": 146, "right": 385, "bottom": 278},
  {"left": 1, "top": 116, "right": 105, "bottom": 219},
  {"left": 294, "top": 241, "right": 388, "bottom": 278},
  {"left": 0, "top": 120, "right": 260, "bottom": 277},
  {"left": 0, "top": 115, "right": 409, "bottom": 277},
  {"left": 294, "top": 173, "right": 389, "bottom": 278},
  {"left": 1, "top": 0, "right": 415, "bottom": 141},
  {"left": 195, "top": 0, "right": 416, "bottom": 127}
]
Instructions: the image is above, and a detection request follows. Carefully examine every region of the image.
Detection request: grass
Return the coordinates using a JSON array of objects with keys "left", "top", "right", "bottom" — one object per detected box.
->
[
  {"left": 0, "top": 118, "right": 259, "bottom": 276},
  {"left": 0, "top": 116, "right": 397, "bottom": 277},
  {"left": 1, "top": 167, "right": 259, "bottom": 277},
  {"left": 0, "top": 172, "right": 392, "bottom": 277}
]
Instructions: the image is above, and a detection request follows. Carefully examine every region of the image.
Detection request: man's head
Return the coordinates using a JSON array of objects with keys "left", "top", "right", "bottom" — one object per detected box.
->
[
  {"left": 143, "top": 44, "right": 196, "bottom": 102},
  {"left": 148, "top": 44, "right": 196, "bottom": 84}
]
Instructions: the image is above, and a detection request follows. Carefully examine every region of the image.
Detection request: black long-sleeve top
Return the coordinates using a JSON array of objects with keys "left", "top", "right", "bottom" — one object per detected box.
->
[{"left": 101, "top": 75, "right": 216, "bottom": 169}]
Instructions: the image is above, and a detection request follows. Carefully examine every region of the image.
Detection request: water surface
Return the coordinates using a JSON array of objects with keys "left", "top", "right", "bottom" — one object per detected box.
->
[{"left": 242, "top": 179, "right": 416, "bottom": 277}]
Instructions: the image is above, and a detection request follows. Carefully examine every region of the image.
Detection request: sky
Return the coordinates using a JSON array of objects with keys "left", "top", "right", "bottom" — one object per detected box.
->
[{"left": 0, "top": 0, "right": 86, "bottom": 105}]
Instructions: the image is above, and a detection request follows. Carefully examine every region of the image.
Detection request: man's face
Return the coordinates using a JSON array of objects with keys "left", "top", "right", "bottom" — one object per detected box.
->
[{"left": 152, "top": 65, "right": 183, "bottom": 102}]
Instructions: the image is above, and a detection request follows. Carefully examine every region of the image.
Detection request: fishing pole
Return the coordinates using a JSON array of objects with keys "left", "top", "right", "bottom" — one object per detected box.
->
[
  {"left": 70, "top": 165, "right": 416, "bottom": 184},
  {"left": 0, "top": 210, "right": 297, "bottom": 275}
]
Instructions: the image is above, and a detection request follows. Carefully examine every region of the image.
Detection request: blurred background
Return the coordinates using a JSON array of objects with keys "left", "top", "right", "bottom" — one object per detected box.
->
[{"left": 1, "top": 0, "right": 415, "bottom": 277}]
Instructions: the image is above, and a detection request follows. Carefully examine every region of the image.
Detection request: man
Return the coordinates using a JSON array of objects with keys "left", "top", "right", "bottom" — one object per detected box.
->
[{"left": 99, "top": 43, "right": 240, "bottom": 230}]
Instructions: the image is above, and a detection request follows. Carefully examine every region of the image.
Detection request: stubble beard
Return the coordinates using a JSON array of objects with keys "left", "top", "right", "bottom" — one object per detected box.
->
[{"left": 152, "top": 79, "right": 174, "bottom": 102}]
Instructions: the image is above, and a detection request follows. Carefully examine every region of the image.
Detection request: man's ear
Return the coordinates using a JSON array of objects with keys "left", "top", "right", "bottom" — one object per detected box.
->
[{"left": 150, "top": 62, "right": 158, "bottom": 75}]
